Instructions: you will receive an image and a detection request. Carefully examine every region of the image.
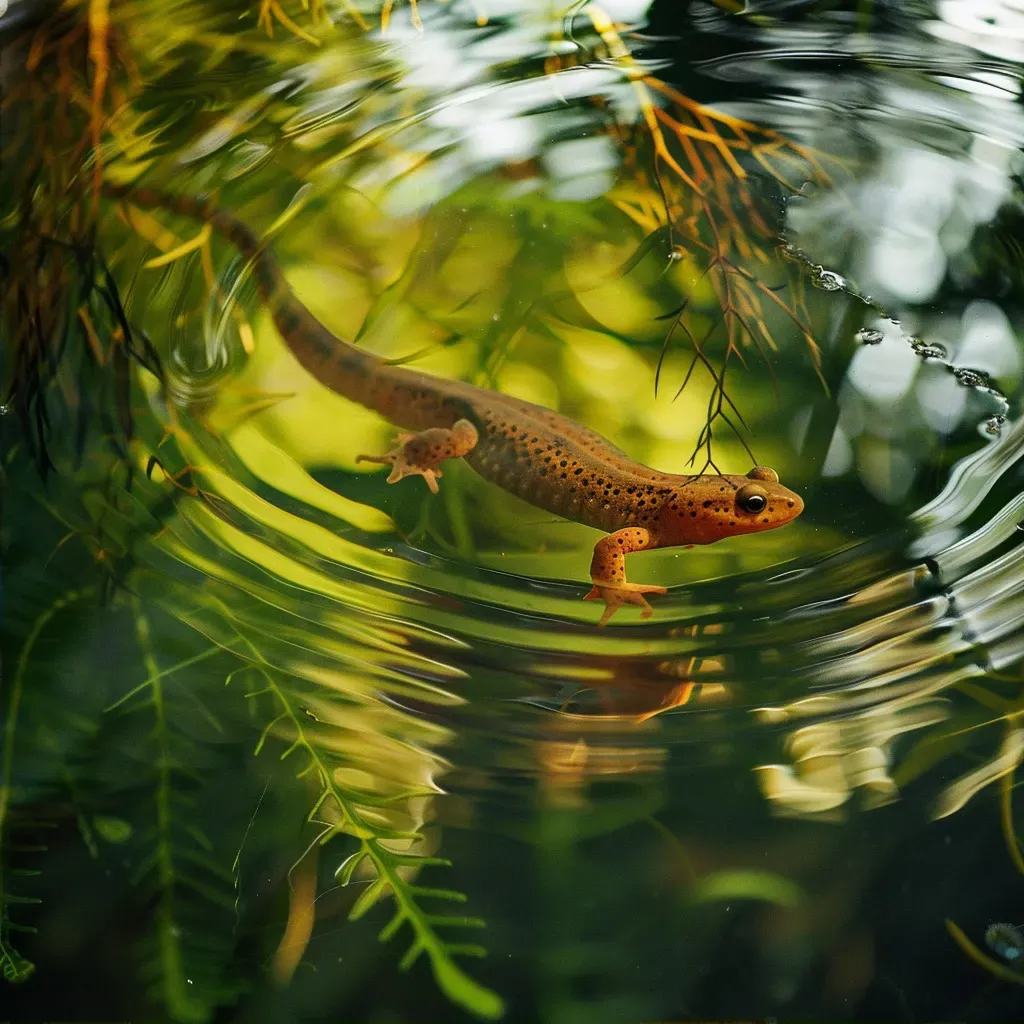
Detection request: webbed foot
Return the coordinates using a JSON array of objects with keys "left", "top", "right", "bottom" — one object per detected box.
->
[
  {"left": 356, "top": 419, "right": 478, "bottom": 494},
  {"left": 584, "top": 581, "right": 668, "bottom": 627}
]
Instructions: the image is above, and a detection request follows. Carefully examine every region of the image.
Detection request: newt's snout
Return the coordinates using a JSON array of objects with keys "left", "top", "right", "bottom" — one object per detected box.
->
[
  {"left": 658, "top": 467, "right": 804, "bottom": 546},
  {"left": 731, "top": 471, "right": 804, "bottom": 535}
]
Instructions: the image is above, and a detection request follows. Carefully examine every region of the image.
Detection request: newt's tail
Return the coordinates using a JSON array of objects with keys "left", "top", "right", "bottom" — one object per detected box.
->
[{"left": 101, "top": 182, "right": 382, "bottom": 403}]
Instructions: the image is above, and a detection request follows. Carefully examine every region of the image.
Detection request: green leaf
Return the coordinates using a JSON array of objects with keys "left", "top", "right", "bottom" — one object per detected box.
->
[
  {"left": 409, "top": 886, "right": 468, "bottom": 903},
  {"left": 94, "top": 816, "right": 133, "bottom": 844},
  {"left": 0, "top": 943, "right": 35, "bottom": 983},
  {"left": 432, "top": 953, "right": 505, "bottom": 1020},
  {"left": 398, "top": 942, "right": 424, "bottom": 970},
  {"left": 688, "top": 870, "right": 806, "bottom": 909},
  {"left": 379, "top": 910, "right": 405, "bottom": 943},
  {"left": 335, "top": 850, "right": 367, "bottom": 883},
  {"left": 348, "top": 877, "right": 389, "bottom": 921}
]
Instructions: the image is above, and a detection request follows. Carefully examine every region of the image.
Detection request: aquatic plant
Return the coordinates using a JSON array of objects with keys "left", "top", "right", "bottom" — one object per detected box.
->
[
  {"left": 946, "top": 750, "right": 1024, "bottom": 986},
  {"left": 1, "top": 1, "right": 836, "bottom": 1020}
]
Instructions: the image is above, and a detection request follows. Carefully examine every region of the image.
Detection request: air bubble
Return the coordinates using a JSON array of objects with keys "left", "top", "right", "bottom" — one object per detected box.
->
[
  {"left": 953, "top": 366, "right": 989, "bottom": 388},
  {"left": 984, "top": 415, "right": 1005, "bottom": 437},
  {"left": 815, "top": 270, "right": 845, "bottom": 291},
  {"left": 985, "top": 922, "right": 1024, "bottom": 962},
  {"left": 668, "top": 248, "right": 685, "bottom": 262},
  {"left": 855, "top": 328, "right": 884, "bottom": 345},
  {"left": 911, "top": 340, "right": 947, "bottom": 360}
]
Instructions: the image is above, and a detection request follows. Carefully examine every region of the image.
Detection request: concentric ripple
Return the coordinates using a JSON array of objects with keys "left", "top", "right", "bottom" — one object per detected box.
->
[{"left": 130, "top": 362, "right": 1023, "bottom": 829}]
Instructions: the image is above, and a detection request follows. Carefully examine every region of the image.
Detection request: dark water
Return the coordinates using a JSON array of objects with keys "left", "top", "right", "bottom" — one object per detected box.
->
[{"left": 2, "top": 1, "right": 1024, "bottom": 1021}]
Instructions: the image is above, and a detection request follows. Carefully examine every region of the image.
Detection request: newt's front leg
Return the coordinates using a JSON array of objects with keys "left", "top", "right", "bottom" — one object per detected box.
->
[
  {"left": 356, "top": 418, "right": 478, "bottom": 493},
  {"left": 585, "top": 527, "right": 667, "bottom": 627}
]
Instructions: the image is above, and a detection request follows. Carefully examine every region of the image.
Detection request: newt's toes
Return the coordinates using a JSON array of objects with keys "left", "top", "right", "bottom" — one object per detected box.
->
[
  {"left": 585, "top": 582, "right": 668, "bottom": 626},
  {"left": 357, "top": 448, "right": 443, "bottom": 493},
  {"left": 385, "top": 461, "right": 442, "bottom": 492}
]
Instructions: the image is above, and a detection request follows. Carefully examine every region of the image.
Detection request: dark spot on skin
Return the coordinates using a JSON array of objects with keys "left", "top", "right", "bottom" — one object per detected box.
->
[
  {"left": 560, "top": 472, "right": 567, "bottom": 479},
  {"left": 540, "top": 468, "right": 548, "bottom": 477},
  {"left": 762, "top": 518, "right": 768, "bottom": 523},
  {"left": 569, "top": 486, "right": 577, "bottom": 493},
  {"left": 560, "top": 460, "right": 567, "bottom": 467},
  {"left": 788, "top": 500, "right": 795, "bottom": 508},
  {"left": 729, "top": 521, "right": 735, "bottom": 526},
  {"left": 613, "top": 489, "right": 620, "bottom": 495},
  {"left": 704, "top": 501, "right": 712, "bottom": 508},
  {"left": 574, "top": 468, "right": 583, "bottom": 476},
  {"left": 690, "top": 511, "right": 697, "bottom": 517}
]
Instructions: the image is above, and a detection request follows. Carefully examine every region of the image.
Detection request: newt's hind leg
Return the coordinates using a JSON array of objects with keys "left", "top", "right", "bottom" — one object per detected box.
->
[
  {"left": 356, "top": 419, "right": 478, "bottom": 494},
  {"left": 585, "top": 527, "right": 667, "bottom": 626}
]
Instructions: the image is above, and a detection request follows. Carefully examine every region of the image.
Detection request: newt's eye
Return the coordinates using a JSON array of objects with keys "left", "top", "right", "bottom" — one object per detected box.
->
[{"left": 737, "top": 485, "right": 767, "bottom": 514}]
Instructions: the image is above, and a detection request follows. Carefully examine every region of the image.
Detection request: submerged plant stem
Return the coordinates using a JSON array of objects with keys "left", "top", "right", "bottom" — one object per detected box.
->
[
  {"left": 1000, "top": 769, "right": 1024, "bottom": 878},
  {"left": 132, "top": 599, "right": 205, "bottom": 1024},
  {"left": 946, "top": 919, "right": 1024, "bottom": 986},
  {"left": 1, "top": 587, "right": 93, "bottom": 984}
]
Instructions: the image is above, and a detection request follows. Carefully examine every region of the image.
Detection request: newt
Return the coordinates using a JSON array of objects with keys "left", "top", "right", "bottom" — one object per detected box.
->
[{"left": 105, "top": 185, "right": 805, "bottom": 625}]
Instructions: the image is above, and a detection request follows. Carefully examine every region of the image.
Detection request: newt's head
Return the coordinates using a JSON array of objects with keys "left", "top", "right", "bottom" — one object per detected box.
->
[{"left": 658, "top": 466, "right": 804, "bottom": 546}]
